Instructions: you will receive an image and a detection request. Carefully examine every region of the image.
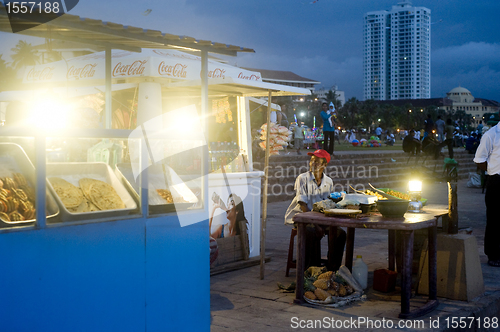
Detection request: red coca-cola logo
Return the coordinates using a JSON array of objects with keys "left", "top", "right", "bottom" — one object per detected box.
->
[
  {"left": 26, "top": 66, "right": 55, "bottom": 81},
  {"left": 67, "top": 63, "right": 97, "bottom": 80},
  {"left": 208, "top": 68, "right": 226, "bottom": 79},
  {"left": 158, "top": 62, "right": 187, "bottom": 78},
  {"left": 113, "top": 60, "right": 147, "bottom": 77},
  {"left": 238, "top": 72, "right": 261, "bottom": 81}
]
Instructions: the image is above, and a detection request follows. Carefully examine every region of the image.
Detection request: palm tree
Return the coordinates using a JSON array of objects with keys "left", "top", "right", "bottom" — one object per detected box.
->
[
  {"left": 0, "top": 54, "right": 16, "bottom": 91},
  {"left": 11, "top": 40, "right": 40, "bottom": 70}
]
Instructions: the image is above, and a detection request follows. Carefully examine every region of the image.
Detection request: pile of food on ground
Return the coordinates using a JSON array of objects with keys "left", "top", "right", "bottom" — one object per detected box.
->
[
  {"left": 50, "top": 177, "right": 125, "bottom": 213},
  {"left": 303, "top": 266, "right": 365, "bottom": 307},
  {"left": 0, "top": 173, "right": 36, "bottom": 222}
]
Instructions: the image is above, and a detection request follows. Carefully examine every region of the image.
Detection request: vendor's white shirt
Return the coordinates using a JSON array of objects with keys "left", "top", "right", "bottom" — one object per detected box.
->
[
  {"left": 284, "top": 171, "right": 334, "bottom": 225},
  {"left": 474, "top": 123, "right": 500, "bottom": 175}
]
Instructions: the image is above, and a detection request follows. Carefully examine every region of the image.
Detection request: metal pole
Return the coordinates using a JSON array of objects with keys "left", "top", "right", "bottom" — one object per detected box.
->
[
  {"left": 201, "top": 50, "right": 209, "bottom": 219},
  {"left": 105, "top": 46, "right": 112, "bottom": 129},
  {"left": 260, "top": 90, "right": 272, "bottom": 279},
  {"left": 35, "top": 134, "right": 46, "bottom": 228}
]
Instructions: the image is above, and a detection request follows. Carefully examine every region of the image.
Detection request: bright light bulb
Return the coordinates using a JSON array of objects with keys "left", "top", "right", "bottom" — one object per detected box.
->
[
  {"left": 26, "top": 98, "right": 71, "bottom": 129},
  {"left": 409, "top": 180, "right": 422, "bottom": 192}
]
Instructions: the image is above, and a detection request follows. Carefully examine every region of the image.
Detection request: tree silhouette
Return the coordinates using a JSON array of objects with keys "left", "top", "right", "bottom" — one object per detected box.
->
[{"left": 11, "top": 40, "right": 40, "bottom": 70}]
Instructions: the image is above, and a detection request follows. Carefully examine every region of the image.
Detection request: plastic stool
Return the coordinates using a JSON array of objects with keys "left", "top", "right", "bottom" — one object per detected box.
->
[{"left": 285, "top": 228, "right": 297, "bottom": 277}]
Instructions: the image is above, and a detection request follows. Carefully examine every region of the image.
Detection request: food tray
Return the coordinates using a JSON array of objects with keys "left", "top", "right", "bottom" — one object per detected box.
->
[
  {"left": 46, "top": 162, "right": 137, "bottom": 222},
  {"left": 0, "top": 143, "right": 60, "bottom": 228},
  {"left": 377, "top": 188, "right": 428, "bottom": 206},
  {"left": 343, "top": 193, "right": 378, "bottom": 205},
  {"left": 115, "top": 163, "right": 198, "bottom": 214}
]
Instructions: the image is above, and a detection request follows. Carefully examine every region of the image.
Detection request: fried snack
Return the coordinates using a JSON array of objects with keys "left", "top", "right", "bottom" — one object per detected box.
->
[
  {"left": 3, "top": 177, "right": 17, "bottom": 190},
  {"left": 22, "top": 208, "right": 35, "bottom": 220},
  {"left": 12, "top": 188, "right": 28, "bottom": 202},
  {"left": 327, "top": 289, "right": 338, "bottom": 297},
  {"left": 83, "top": 179, "right": 125, "bottom": 211},
  {"left": 318, "top": 271, "right": 334, "bottom": 280},
  {"left": 9, "top": 211, "right": 24, "bottom": 221},
  {"left": 313, "top": 279, "right": 329, "bottom": 290},
  {"left": 4, "top": 197, "right": 19, "bottom": 213},
  {"left": 338, "top": 284, "right": 347, "bottom": 297},
  {"left": 304, "top": 291, "right": 317, "bottom": 300},
  {"left": 314, "top": 288, "right": 330, "bottom": 301},
  {"left": 157, "top": 189, "right": 173, "bottom": 203},
  {"left": 50, "top": 177, "right": 84, "bottom": 208},
  {"left": 0, "top": 212, "right": 10, "bottom": 221},
  {"left": 13, "top": 173, "right": 28, "bottom": 187}
]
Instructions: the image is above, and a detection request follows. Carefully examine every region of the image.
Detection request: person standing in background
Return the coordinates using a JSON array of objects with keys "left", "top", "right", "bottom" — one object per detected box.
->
[
  {"left": 474, "top": 111, "right": 500, "bottom": 267},
  {"left": 477, "top": 120, "right": 484, "bottom": 139},
  {"left": 435, "top": 116, "right": 445, "bottom": 143},
  {"left": 435, "top": 119, "right": 455, "bottom": 159},
  {"left": 375, "top": 125, "right": 383, "bottom": 141},
  {"left": 320, "top": 102, "right": 335, "bottom": 155},
  {"left": 423, "top": 114, "right": 434, "bottom": 140},
  {"left": 293, "top": 122, "right": 305, "bottom": 155}
]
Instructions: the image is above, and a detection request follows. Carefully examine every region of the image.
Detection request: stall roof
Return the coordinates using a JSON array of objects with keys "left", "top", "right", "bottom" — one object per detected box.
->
[
  {"left": 163, "top": 77, "right": 311, "bottom": 98},
  {"left": 0, "top": 5, "right": 254, "bottom": 56}
]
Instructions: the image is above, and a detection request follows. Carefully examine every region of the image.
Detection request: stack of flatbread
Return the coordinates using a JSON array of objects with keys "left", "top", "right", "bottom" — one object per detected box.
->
[{"left": 49, "top": 177, "right": 125, "bottom": 213}]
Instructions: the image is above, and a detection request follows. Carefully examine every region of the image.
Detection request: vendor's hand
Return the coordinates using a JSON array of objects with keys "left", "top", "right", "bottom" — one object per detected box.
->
[{"left": 314, "top": 224, "right": 325, "bottom": 238}]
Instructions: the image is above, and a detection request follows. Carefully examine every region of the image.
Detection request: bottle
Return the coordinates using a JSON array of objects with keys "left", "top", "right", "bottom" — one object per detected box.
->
[
  {"left": 211, "top": 192, "right": 227, "bottom": 211},
  {"left": 352, "top": 255, "right": 368, "bottom": 290}
]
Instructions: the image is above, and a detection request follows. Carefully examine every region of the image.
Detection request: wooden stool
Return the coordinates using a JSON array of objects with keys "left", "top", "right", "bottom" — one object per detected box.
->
[{"left": 285, "top": 228, "right": 297, "bottom": 277}]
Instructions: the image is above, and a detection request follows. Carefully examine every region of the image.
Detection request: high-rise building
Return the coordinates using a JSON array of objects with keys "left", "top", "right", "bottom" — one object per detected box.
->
[{"left": 363, "top": 1, "right": 431, "bottom": 101}]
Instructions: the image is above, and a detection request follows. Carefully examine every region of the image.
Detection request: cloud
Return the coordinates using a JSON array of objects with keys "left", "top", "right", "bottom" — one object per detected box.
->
[
  {"left": 236, "top": 52, "right": 363, "bottom": 99},
  {"left": 432, "top": 42, "right": 500, "bottom": 100}
]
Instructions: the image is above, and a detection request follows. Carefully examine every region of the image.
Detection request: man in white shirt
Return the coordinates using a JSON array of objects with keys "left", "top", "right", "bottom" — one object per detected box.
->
[
  {"left": 474, "top": 116, "right": 500, "bottom": 267},
  {"left": 285, "top": 149, "right": 346, "bottom": 270}
]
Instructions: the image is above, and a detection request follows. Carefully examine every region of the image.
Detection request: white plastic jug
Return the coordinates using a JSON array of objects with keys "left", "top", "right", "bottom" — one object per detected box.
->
[{"left": 352, "top": 255, "right": 368, "bottom": 290}]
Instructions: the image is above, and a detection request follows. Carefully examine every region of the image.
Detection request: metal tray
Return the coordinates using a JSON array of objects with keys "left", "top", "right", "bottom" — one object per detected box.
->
[
  {"left": 0, "top": 143, "right": 60, "bottom": 228},
  {"left": 115, "top": 163, "right": 198, "bottom": 214},
  {"left": 46, "top": 162, "right": 138, "bottom": 222}
]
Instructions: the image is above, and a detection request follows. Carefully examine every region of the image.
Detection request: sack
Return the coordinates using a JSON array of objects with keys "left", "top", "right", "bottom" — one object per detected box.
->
[{"left": 467, "top": 172, "right": 481, "bottom": 188}]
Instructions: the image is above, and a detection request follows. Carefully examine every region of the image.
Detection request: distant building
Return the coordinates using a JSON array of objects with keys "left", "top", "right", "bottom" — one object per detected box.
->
[
  {"left": 242, "top": 67, "right": 320, "bottom": 93},
  {"left": 314, "top": 85, "right": 346, "bottom": 106},
  {"left": 363, "top": 1, "right": 431, "bottom": 100},
  {"left": 368, "top": 86, "right": 499, "bottom": 126}
]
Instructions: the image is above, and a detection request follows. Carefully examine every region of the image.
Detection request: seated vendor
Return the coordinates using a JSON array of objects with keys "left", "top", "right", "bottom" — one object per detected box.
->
[
  {"left": 284, "top": 149, "right": 346, "bottom": 270},
  {"left": 402, "top": 129, "right": 422, "bottom": 155}
]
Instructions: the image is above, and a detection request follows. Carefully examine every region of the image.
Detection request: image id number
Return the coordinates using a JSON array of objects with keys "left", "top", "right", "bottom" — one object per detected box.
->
[
  {"left": 5, "top": 1, "right": 61, "bottom": 14},
  {"left": 445, "top": 316, "right": 498, "bottom": 329}
]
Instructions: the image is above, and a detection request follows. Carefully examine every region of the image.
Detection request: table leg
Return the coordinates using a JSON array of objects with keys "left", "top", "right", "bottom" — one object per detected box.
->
[
  {"left": 400, "top": 230, "right": 414, "bottom": 316},
  {"left": 328, "top": 226, "right": 337, "bottom": 271},
  {"left": 388, "top": 230, "right": 396, "bottom": 271},
  {"left": 399, "top": 225, "right": 439, "bottom": 318},
  {"left": 428, "top": 225, "right": 437, "bottom": 300},
  {"left": 345, "top": 227, "right": 355, "bottom": 272},
  {"left": 294, "top": 223, "right": 307, "bottom": 304}
]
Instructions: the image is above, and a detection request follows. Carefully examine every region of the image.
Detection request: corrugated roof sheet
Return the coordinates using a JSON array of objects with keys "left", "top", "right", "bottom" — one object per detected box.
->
[
  {"left": 0, "top": 5, "right": 254, "bottom": 56},
  {"left": 242, "top": 67, "right": 320, "bottom": 84}
]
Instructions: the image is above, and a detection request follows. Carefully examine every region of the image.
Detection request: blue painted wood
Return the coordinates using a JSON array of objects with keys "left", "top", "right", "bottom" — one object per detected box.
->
[
  {"left": 0, "top": 214, "right": 210, "bottom": 332},
  {"left": 145, "top": 214, "right": 210, "bottom": 332}
]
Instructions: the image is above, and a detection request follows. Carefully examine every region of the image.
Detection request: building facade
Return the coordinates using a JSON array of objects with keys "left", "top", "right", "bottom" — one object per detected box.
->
[{"left": 363, "top": 1, "right": 431, "bottom": 101}]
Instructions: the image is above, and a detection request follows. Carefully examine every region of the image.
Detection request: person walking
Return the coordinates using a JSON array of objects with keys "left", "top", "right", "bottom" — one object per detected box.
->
[
  {"left": 435, "top": 116, "right": 445, "bottom": 143},
  {"left": 474, "top": 111, "right": 500, "bottom": 267},
  {"left": 435, "top": 119, "right": 455, "bottom": 159},
  {"left": 320, "top": 102, "right": 335, "bottom": 155},
  {"left": 375, "top": 125, "right": 383, "bottom": 141},
  {"left": 293, "top": 123, "right": 305, "bottom": 155}
]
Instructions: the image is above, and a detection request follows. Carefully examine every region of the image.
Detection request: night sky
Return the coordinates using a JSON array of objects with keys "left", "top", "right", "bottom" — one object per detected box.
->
[{"left": 1, "top": 0, "right": 499, "bottom": 101}]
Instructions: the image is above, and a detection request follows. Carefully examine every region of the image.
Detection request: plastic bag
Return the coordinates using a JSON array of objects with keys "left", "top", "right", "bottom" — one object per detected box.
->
[{"left": 467, "top": 172, "right": 481, "bottom": 188}]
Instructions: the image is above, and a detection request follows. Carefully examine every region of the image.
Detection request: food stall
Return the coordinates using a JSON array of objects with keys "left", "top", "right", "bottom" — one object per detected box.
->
[{"left": 0, "top": 7, "right": 310, "bottom": 330}]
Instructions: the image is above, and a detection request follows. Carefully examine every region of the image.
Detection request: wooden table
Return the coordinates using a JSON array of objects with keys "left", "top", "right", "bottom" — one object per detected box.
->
[{"left": 292, "top": 209, "right": 447, "bottom": 319}]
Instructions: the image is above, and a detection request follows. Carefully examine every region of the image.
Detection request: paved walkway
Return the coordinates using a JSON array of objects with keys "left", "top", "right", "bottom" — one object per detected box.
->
[{"left": 210, "top": 180, "right": 500, "bottom": 331}]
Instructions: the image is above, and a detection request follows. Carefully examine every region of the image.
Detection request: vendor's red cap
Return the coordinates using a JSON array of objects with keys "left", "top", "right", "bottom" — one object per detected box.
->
[{"left": 307, "top": 149, "right": 331, "bottom": 163}]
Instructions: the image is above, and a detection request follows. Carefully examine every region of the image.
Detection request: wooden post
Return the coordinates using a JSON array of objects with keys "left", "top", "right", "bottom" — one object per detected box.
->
[
  {"left": 447, "top": 182, "right": 458, "bottom": 234},
  {"left": 260, "top": 90, "right": 272, "bottom": 279}
]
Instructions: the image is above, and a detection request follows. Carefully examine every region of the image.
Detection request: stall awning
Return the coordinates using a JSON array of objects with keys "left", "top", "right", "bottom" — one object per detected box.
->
[
  {"left": 163, "top": 77, "right": 311, "bottom": 98},
  {"left": 0, "top": 5, "right": 254, "bottom": 56}
]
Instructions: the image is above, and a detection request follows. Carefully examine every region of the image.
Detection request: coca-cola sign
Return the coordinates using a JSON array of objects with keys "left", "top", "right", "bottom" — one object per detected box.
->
[
  {"left": 208, "top": 68, "right": 226, "bottom": 79},
  {"left": 26, "top": 66, "right": 55, "bottom": 81},
  {"left": 158, "top": 62, "right": 187, "bottom": 78},
  {"left": 237, "top": 72, "right": 261, "bottom": 81},
  {"left": 113, "top": 60, "right": 147, "bottom": 77},
  {"left": 67, "top": 63, "right": 97, "bottom": 80}
]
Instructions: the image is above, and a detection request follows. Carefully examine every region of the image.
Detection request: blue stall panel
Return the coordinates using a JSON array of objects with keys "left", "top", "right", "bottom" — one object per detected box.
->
[
  {"left": 145, "top": 213, "right": 210, "bottom": 332},
  {"left": 0, "top": 218, "right": 146, "bottom": 332}
]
